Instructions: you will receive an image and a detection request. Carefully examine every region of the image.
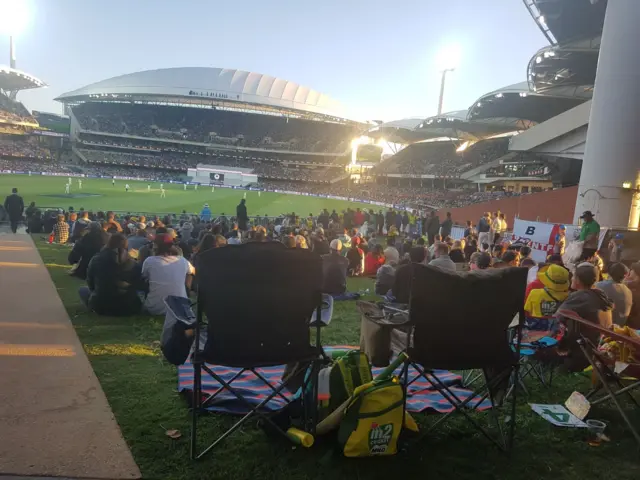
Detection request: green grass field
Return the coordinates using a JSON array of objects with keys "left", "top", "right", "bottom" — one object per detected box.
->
[
  {"left": 33, "top": 241, "right": 640, "bottom": 480},
  {"left": 0, "top": 174, "right": 372, "bottom": 217}
]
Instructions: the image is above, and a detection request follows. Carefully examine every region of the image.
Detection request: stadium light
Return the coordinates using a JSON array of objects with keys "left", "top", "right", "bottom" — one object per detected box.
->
[
  {"left": 0, "top": 0, "right": 30, "bottom": 35},
  {"left": 0, "top": 0, "right": 31, "bottom": 69},
  {"left": 435, "top": 44, "right": 461, "bottom": 116}
]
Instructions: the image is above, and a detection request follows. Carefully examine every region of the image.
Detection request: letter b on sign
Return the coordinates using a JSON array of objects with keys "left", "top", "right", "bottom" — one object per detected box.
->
[{"left": 525, "top": 226, "right": 536, "bottom": 235}]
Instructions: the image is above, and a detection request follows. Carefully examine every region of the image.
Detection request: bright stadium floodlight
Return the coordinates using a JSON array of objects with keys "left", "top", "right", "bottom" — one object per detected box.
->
[
  {"left": 0, "top": 0, "right": 30, "bottom": 36},
  {"left": 0, "top": 0, "right": 31, "bottom": 69}
]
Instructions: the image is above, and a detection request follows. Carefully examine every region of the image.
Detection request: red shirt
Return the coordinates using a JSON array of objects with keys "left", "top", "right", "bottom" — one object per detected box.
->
[
  {"left": 364, "top": 253, "right": 385, "bottom": 275},
  {"left": 353, "top": 211, "right": 365, "bottom": 226}
]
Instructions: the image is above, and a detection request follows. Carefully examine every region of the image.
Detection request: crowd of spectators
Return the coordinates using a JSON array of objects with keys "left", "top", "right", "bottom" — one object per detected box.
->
[
  {"left": 374, "top": 137, "right": 510, "bottom": 178},
  {"left": 0, "top": 94, "right": 37, "bottom": 125},
  {"left": 72, "top": 102, "right": 357, "bottom": 154},
  {"left": 0, "top": 135, "right": 53, "bottom": 160}
]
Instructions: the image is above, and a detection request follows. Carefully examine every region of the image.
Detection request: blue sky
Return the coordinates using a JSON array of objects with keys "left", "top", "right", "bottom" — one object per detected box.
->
[{"left": 1, "top": 0, "right": 547, "bottom": 121}]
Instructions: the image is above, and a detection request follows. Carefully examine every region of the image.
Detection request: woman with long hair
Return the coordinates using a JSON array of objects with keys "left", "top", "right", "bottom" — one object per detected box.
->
[{"left": 79, "top": 233, "right": 141, "bottom": 316}]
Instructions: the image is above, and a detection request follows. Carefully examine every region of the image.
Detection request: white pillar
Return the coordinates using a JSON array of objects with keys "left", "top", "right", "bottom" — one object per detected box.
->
[{"left": 575, "top": 0, "right": 640, "bottom": 229}]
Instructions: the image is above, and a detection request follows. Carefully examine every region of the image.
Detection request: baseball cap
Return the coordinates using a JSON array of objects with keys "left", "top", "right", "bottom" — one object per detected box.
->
[
  {"left": 330, "top": 239, "right": 343, "bottom": 251},
  {"left": 580, "top": 211, "right": 594, "bottom": 219}
]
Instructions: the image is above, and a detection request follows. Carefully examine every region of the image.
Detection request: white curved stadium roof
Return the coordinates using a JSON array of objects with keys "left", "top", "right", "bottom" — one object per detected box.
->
[{"left": 56, "top": 67, "right": 347, "bottom": 119}]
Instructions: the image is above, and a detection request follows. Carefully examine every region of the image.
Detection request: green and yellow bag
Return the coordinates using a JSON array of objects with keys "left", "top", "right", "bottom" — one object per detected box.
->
[
  {"left": 326, "top": 350, "right": 373, "bottom": 413},
  {"left": 337, "top": 378, "right": 407, "bottom": 457}
]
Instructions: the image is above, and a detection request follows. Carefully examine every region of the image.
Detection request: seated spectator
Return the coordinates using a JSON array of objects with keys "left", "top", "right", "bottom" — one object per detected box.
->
[
  {"left": 520, "top": 258, "right": 536, "bottom": 269},
  {"left": 429, "top": 242, "right": 456, "bottom": 272},
  {"left": 524, "top": 264, "right": 570, "bottom": 332},
  {"left": 463, "top": 237, "right": 478, "bottom": 262},
  {"left": 282, "top": 235, "right": 296, "bottom": 248},
  {"left": 520, "top": 245, "right": 532, "bottom": 261},
  {"left": 596, "top": 262, "right": 632, "bottom": 326},
  {"left": 127, "top": 226, "right": 151, "bottom": 254},
  {"left": 470, "top": 251, "right": 492, "bottom": 270},
  {"left": 555, "top": 263, "right": 613, "bottom": 370},
  {"left": 70, "top": 211, "right": 91, "bottom": 242},
  {"left": 78, "top": 233, "right": 141, "bottom": 316},
  {"left": 492, "top": 244, "right": 504, "bottom": 259},
  {"left": 141, "top": 234, "right": 195, "bottom": 315},
  {"left": 449, "top": 240, "right": 466, "bottom": 263},
  {"left": 375, "top": 261, "right": 396, "bottom": 296},
  {"left": 52, "top": 214, "right": 70, "bottom": 244},
  {"left": 321, "top": 239, "right": 349, "bottom": 295},
  {"left": 337, "top": 227, "right": 352, "bottom": 255},
  {"left": 68, "top": 222, "right": 109, "bottom": 279},
  {"left": 502, "top": 250, "right": 520, "bottom": 267},
  {"left": 295, "top": 234, "right": 308, "bottom": 249},
  {"left": 311, "top": 227, "right": 330, "bottom": 255},
  {"left": 624, "top": 262, "right": 640, "bottom": 329},
  {"left": 383, "top": 237, "right": 400, "bottom": 265},
  {"left": 346, "top": 239, "right": 364, "bottom": 276},
  {"left": 364, "top": 244, "right": 385, "bottom": 276},
  {"left": 393, "top": 244, "right": 426, "bottom": 303}
]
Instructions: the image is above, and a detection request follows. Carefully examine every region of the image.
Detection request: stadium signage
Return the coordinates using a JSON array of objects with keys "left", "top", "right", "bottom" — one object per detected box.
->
[{"left": 31, "top": 129, "right": 70, "bottom": 138}]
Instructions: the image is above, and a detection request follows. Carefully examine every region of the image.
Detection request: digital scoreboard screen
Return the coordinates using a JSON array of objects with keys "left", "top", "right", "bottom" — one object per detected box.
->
[
  {"left": 209, "top": 172, "right": 225, "bottom": 183},
  {"left": 356, "top": 144, "right": 383, "bottom": 164}
]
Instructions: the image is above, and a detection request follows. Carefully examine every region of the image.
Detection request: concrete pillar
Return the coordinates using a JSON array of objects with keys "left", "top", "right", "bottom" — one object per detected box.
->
[{"left": 575, "top": 0, "right": 640, "bottom": 229}]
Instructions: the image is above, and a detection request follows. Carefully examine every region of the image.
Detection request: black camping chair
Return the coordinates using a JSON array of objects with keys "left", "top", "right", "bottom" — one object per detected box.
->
[
  {"left": 402, "top": 265, "right": 527, "bottom": 452},
  {"left": 190, "top": 242, "right": 324, "bottom": 460}
]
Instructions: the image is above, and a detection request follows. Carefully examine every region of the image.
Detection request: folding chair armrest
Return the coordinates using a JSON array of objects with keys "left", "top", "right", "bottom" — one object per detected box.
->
[
  {"left": 557, "top": 309, "right": 640, "bottom": 348},
  {"left": 309, "top": 294, "right": 334, "bottom": 327}
]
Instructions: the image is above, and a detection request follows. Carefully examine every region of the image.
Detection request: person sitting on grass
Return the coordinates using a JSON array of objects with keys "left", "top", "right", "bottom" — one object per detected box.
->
[
  {"left": 524, "top": 264, "right": 570, "bottom": 333},
  {"left": 79, "top": 233, "right": 141, "bottom": 316},
  {"left": 392, "top": 244, "right": 426, "bottom": 303},
  {"left": 141, "top": 233, "right": 195, "bottom": 316},
  {"left": 51, "top": 213, "right": 70, "bottom": 244},
  {"left": 470, "top": 251, "right": 492, "bottom": 270},
  {"left": 383, "top": 236, "right": 400, "bottom": 265},
  {"left": 428, "top": 242, "right": 456, "bottom": 272},
  {"left": 596, "top": 262, "right": 632, "bottom": 326},
  {"left": 68, "top": 222, "right": 109, "bottom": 279},
  {"left": 321, "top": 239, "right": 349, "bottom": 295},
  {"left": 364, "top": 244, "right": 385, "bottom": 276},
  {"left": 346, "top": 238, "right": 364, "bottom": 276},
  {"left": 554, "top": 263, "right": 613, "bottom": 371},
  {"left": 449, "top": 240, "right": 466, "bottom": 263}
]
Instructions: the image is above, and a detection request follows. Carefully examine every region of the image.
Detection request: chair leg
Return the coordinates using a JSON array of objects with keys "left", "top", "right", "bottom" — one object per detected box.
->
[
  {"left": 578, "top": 342, "right": 640, "bottom": 447},
  {"left": 190, "top": 360, "right": 202, "bottom": 460}
]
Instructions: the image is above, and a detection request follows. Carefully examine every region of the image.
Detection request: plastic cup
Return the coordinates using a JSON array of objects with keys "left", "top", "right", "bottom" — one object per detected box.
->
[{"left": 586, "top": 419, "right": 606, "bottom": 446}]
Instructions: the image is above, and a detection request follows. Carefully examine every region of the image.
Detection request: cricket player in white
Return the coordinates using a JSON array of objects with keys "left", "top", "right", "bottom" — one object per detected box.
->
[
  {"left": 68, "top": 177, "right": 72, "bottom": 185},
  {"left": 78, "top": 179, "right": 82, "bottom": 189},
  {"left": 194, "top": 184, "right": 198, "bottom": 191},
  {"left": 65, "top": 183, "right": 70, "bottom": 194},
  {"left": 147, "top": 184, "right": 151, "bottom": 191},
  {"left": 211, "top": 185, "right": 215, "bottom": 193},
  {"left": 160, "top": 188, "right": 166, "bottom": 198},
  {"left": 243, "top": 192, "right": 247, "bottom": 199},
  {"left": 125, "top": 184, "right": 130, "bottom": 192},
  {"left": 160, "top": 183, "right": 164, "bottom": 190},
  {"left": 184, "top": 184, "right": 187, "bottom": 190},
  {"left": 258, "top": 190, "right": 261, "bottom": 197},
  {"left": 112, "top": 178, "right": 116, "bottom": 186}
]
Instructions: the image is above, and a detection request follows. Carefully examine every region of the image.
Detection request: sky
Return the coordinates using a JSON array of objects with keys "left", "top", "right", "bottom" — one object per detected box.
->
[{"left": 0, "top": 0, "right": 548, "bottom": 122}]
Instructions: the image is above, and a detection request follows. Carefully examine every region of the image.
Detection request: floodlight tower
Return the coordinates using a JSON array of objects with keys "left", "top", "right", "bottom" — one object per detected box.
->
[{"left": 435, "top": 44, "right": 461, "bottom": 116}]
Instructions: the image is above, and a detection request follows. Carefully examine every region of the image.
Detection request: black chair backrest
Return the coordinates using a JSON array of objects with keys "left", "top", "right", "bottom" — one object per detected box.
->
[
  {"left": 197, "top": 242, "right": 322, "bottom": 364},
  {"left": 409, "top": 265, "right": 527, "bottom": 370}
]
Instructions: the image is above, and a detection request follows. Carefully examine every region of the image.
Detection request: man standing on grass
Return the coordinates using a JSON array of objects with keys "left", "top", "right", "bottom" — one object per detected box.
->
[{"left": 4, "top": 187, "right": 24, "bottom": 234}]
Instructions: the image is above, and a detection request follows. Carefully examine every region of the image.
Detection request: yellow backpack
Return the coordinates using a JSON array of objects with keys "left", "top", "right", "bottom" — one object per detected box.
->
[{"left": 337, "top": 378, "right": 410, "bottom": 457}]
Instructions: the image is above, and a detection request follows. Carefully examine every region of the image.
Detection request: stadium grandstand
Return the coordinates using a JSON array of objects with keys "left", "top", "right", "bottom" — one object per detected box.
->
[
  {"left": 53, "top": 67, "right": 364, "bottom": 185},
  {"left": 0, "top": 1, "right": 613, "bottom": 214}
]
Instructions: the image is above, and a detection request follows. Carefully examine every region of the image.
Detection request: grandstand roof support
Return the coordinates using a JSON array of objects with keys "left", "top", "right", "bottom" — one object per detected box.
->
[{"left": 575, "top": 0, "right": 640, "bottom": 229}]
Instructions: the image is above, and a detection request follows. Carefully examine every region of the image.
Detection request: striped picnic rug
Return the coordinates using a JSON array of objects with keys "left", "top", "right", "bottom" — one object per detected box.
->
[{"left": 177, "top": 346, "right": 492, "bottom": 414}]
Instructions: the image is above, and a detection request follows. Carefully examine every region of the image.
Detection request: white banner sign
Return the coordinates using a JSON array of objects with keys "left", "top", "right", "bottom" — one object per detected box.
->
[{"left": 511, "top": 218, "right": 608, "bottom": 263}]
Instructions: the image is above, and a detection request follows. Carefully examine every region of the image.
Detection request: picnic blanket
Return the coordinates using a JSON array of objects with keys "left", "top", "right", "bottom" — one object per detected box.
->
[{"left": 177, "top": 347, "right": 492, "bottom": 414}]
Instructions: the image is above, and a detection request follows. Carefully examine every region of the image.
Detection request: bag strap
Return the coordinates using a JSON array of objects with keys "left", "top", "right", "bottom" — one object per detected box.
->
[{"left": 543, "top": 287, "right": 562, "bottom": 303}]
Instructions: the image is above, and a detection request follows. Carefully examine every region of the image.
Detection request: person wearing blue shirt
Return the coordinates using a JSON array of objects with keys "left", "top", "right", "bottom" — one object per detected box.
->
[{"left": 200, "top": 203, "right": 212, "bottom": 221}]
